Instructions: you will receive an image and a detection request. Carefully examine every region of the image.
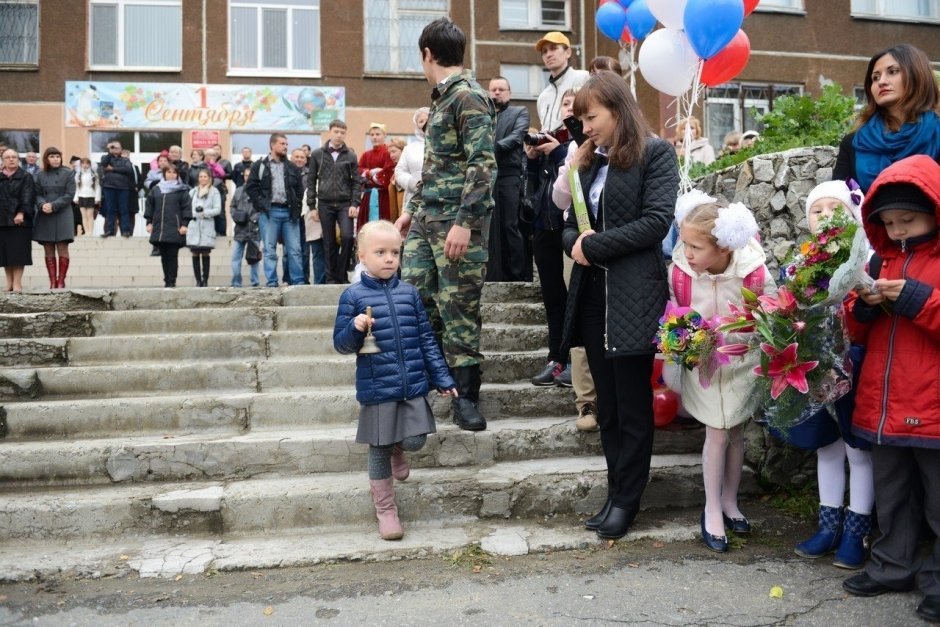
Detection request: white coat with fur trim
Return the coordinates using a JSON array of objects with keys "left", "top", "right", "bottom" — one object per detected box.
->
[{"left": 666, "top": 238, "right": 776, "bottom": 429}]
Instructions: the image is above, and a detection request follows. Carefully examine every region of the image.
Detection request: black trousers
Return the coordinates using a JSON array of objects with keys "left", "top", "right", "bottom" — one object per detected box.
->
[
  {"left": 486, "top": 175, "right": 527, "bottom": 282},
  {"left": 578, "top": 267, "right": 655, "bottom": 510},
  {"left": 157, "top": 243, "right": 181, "bottom": 286},
  {"left": 532, "top": 227, "right": 567, "bottom": 363},
  {"left": 319, "top": 202, "right": 354, "bottom": 284}
]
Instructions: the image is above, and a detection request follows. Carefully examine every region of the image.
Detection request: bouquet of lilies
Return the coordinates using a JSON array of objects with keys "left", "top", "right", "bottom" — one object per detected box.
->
[
  {"left": 719, "top": 286, "right": 852, "bottom": 430},
  {"left": 655, "top": 303, "right": 731, "bottom": 388},
  {"left": 783, "top": 205, "right": 869, "bottom": 308}
]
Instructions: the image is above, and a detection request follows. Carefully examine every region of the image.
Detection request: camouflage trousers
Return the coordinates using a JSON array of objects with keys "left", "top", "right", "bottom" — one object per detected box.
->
[{"left": 401, "top": 213, "right": 488, "bottom": 369}]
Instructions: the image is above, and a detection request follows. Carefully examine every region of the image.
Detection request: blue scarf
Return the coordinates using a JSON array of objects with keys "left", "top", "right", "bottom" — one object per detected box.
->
[{"left": 853, "top": 111, "right": 940, "bottom": 192}]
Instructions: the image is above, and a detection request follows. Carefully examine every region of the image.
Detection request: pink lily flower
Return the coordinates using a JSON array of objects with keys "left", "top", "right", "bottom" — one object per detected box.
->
[
  {"left": 757, "top": 287, "right": 798, "bottom": 316},
  {"left": 717, "top": 343, "right": 750, "bottom": 356},
  {"left": 753, "top": 342, "right": 819, "bottom": 399}
]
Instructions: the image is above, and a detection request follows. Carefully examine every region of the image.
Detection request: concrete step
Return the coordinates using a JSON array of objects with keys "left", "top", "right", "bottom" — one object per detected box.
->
[
  {"left": 0, "top": 383, "right": 577, "bottom": 441},
  {"left": 0, "top": 453, "right": 749, "bottom": 540},
  {"left": 0, "top": 420, "right": 704, "bottom": 486},
  {"left": 0, "top": 350, "right": 550, "bottom": 401}
]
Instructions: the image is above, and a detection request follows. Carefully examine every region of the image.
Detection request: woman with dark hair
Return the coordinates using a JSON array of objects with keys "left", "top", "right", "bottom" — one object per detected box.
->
[
  {"left": 558, "top": 71, "right": 679, "bottom": 540},
  {"left": 33, "top": 147, "right": 77, "bottom": 289},
  {"left": 145, "top": 163, "right": 191, "bottom": 288},
  {"left": 834, "top": 43, "right": 940, "bottom": 192},
  {"left": 588, "top": 55, "right": 622, "bottom": 75},
  {"left": 0, "top": 148, "right": 36, "bottom": 292}
]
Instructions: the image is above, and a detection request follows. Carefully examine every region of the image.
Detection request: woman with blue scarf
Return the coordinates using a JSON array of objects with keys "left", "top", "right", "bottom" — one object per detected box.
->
[{"left": 834, "top": 44, "right": 940, "bottom": 191}]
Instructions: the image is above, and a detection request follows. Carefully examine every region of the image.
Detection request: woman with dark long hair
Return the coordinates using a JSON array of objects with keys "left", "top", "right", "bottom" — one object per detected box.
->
[
  {"left": 834, "top": 43, "right": 940, "bottom": 192},
  {"left": 33, "top": 147, "right": 77, "bottom": 289},
  {"left": 559, "top": 72, "right": 679, "bottom": 540},
  {"left": 0, "top": 148, "right": 36, "bottom": 292}
]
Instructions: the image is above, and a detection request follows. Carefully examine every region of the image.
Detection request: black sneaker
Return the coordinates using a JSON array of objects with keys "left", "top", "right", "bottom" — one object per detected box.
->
[
  {"left": 554, "top": 363, "right": 572, "bottom": 387},
  {"left": 531, "top": 360, "right": 562, "bottom": 386}
]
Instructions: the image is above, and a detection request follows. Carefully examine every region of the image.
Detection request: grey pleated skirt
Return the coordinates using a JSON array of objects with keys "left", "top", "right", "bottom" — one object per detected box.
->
[{"left": 356, "top": 396, "right": 437, "bottom": 446}]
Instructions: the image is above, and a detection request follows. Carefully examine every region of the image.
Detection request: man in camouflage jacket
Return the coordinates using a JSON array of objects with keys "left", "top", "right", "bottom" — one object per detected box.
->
[{"left": 394, "top": 17, "right": 496, "bottom": 432}]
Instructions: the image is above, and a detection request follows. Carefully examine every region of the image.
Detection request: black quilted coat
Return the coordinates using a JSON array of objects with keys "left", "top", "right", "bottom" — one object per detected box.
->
[{"left": 560, "top": 138, "right": 679, "bottom": 356}]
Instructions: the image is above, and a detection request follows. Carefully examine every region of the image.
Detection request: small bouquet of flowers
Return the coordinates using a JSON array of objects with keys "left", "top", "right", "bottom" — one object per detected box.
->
[
  {"left": 783, "top": 205, "right": 870, "bottom": 307},
  {"left": 655, "top": 303, "right": 730, "bottom": 388},
  {"left": 719, "top": 286, "right": 852, "bottom": 430}
]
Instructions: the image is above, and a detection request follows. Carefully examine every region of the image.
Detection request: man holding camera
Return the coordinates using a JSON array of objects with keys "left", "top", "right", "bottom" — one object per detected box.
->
[{"left": 486, "top": 76, "right": 529, "bottom": 282}]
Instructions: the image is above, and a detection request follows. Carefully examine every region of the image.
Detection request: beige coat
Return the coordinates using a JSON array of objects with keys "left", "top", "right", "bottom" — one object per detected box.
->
[{"left": 666, "top": 238, "right": 776, "bottom": 429}]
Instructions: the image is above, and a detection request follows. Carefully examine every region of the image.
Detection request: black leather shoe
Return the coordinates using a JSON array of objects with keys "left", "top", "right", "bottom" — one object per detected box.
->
[
  {"left": 916, "top": 595, "right": 940, "bottom": 623},
  {"left": 584, "top": 500, "right": 612, "bottom": 531},
  {"left": 596, "top": 506, "right": 635, "bottom": 540},
  {"left": 452, "top": 397, "right": 486, "bottom": 431},
  {"left": 842, "top": 573, "right": 910, "bottom": 597},
  {"left": 701, "top": 512, "right": 729, "bottom": 553},
  {"left": 723, "top": 513, "right": 751, "bottom": 535}
]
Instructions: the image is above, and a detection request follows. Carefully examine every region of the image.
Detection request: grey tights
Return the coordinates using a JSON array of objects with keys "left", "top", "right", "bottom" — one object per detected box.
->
[{"left": 368, "top": 435, "right": 427, "bottom": 480}]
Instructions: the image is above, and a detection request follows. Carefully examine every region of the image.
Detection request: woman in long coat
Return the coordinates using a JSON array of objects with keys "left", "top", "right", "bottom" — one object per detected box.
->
[
  {"left": 33, "top": 147, "right": 77, "bottom": 289},
  {"left": 145, "top": 163, "right": 192, "bottom": 288},
  {"left": 0, "top": 148, "right": 36, "bottom": 292}
]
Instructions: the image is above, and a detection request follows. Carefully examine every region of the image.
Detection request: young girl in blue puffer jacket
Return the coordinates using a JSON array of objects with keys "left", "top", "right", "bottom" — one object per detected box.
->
[{"left": 333, "top": 219, "right": 456, "bottom": 541}]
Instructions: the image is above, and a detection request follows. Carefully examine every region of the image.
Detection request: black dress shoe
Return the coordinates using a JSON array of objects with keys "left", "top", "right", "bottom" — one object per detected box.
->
[
  {"left": 584, "top": 499, "right": 612, "bottom": 531},
  {"left": 842, "top": 572, "right": 911, "bottom": 597},
  {"left": 723, "top": 513, "right": 751, "bottom": 535},
  {"left": 701, "top": 512, "right": 729, "bottom": 553},
  {"left": 596, "top": 506, "right": 635, "bottom": 540},
  {"left": 916, "top": 595, "right": 940, "bottom": 623}
]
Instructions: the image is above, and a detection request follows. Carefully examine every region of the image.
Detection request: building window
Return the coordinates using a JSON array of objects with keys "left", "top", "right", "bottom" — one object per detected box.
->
[
  {"left": 0, "top": 129, "right": 40, "bottom": 153},
  {"left": 230, "top": 132, "right": 321, "bottom": 160},
  {"left": 500, "top": 64, "right": 549, "bottom": 101},
  {"left": 851, "top": 0, "right": 939, "bottom": 21},
  {"left": 364, "top": 0, "right": 448, "bottom": 74},
  {"left": 89, "top": 0, "right": 182, "bottom": 70},
  {"left": 0, "top": 0, "right": 39, "bottom": 66},
  {"left": 229, "top": 0, "right": 321, "bottom": 77},
  {"left": 704, "top": 83, "right": 803, "bottom": 152},
  {"left": 500, "top": 0, "right": 569, "bottom": 29},
  {"left": 853, "top": 86, "right": 867, "bottom": 111},
  {"left": 753, "top": 0, "right": 803, "bottom": 10}
]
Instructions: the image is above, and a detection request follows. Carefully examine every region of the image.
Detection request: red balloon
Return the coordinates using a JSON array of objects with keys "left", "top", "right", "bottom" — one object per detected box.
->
[
  {"left": 653, "top": 387, "right": 679, "bottom": 427},
  {"left": 620, "top": 23, "right": 635, "bottom": 44},
  {"left": 651, "top": 359, "right": 664, "bottom": 386},
  {"left": 700, "top": 29, "right": 751, "bottom": 88},
  {"left": 599, "top": 0, "right": 618, "bottom": 5},
  {"left": 744, "top": 0, "right": 760, "bottom": 16}
]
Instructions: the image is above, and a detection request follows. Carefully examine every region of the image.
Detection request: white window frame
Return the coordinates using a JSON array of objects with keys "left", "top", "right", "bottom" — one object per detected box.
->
[
  {"left": 704, "top": 82, "right": 803, "bottom": 152},
  {"left": 87, "top": 0, "right": 182, "bottom": 71},
  {"left": 0, "top": 0, "right": 40, "bottom": 67},
  {"left": 499, "top": 63, "right": 548, "bottom": 101},
  {"left": 499, "top": 0, "right": 570, "bottom": 30},
  {"left": 850, "top": 0, "right": 939, "bottom": 23},
  {"left": 753, "top": 0, "right": 804, "bottom": 12},
  {"left": 227, "top": 0, "right": 321, "bottom": 78},
  {"left": 364, "top": 0, "right": 448, "bottom": 75}
]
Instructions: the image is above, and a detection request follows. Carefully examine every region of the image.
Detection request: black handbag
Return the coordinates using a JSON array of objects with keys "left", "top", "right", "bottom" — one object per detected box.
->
[{"left": 246, "top": 240, "right": 262, "bottom": 265}]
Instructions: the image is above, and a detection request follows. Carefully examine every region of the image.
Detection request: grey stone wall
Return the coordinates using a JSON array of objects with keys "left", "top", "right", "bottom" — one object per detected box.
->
[{"left": 694, "top": 147, "right": 843, "bottom": 489}]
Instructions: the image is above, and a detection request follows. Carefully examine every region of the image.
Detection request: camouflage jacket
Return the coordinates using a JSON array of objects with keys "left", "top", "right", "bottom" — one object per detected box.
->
[{"left": 409, "top": 69, "right": 496, "bottom": 230}]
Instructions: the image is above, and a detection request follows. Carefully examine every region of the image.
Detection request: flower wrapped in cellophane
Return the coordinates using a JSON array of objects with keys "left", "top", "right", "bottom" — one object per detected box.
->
[
  {"left": 719, "top": 286, "right": 852, "bottom": 430},
  {"left": 655, "top": 302, "right": 732, "bottom": 388}
]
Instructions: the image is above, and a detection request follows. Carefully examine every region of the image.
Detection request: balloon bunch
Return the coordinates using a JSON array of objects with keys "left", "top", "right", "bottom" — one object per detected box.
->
[{"left": 596, "top": 0, "right": 759, "bottom": 191}]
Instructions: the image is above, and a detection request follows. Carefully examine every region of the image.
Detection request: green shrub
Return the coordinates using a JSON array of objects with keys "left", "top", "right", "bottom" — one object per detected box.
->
[{"left": 688, "top": 83, "right": 857, "bottom": 177}]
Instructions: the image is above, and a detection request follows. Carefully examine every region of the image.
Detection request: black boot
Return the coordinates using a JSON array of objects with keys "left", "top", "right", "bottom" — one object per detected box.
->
[
  {"left": 451, "top": 364, "right": 486, "bottom": 431},
  {"left": 192, "top": 255, "right": 202, "bottom": 287},
  {"left": 201, "top": 255, "right": 211, "bottom": 287},
  {"left": 596, "top": 505, "right": 637, "bottom": 540}
]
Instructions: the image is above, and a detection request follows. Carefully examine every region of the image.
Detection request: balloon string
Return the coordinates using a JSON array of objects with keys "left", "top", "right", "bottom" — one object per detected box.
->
[
  {"left": 675, "top": 60, "right": 706, "bottom": 194},
  {"left": 619, "top": 39, "right": 639, "bottom": 100}
]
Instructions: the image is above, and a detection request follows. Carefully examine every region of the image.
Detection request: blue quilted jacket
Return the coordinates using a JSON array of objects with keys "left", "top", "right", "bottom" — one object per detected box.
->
[{"left": 333, "top": 273, "right": 455, "bottom": 405}]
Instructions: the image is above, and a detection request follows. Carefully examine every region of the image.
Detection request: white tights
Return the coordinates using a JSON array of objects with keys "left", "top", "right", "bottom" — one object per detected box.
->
[
  {"left": 702, "top": 425, "right": 745, "bottom": 536},
  {"left": 817, "top": 438, "right": 874, "bottom": 515}
]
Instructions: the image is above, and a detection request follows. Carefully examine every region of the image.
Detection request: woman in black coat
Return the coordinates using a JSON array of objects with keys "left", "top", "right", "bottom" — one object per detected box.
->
[
  {"left": 560, "top": 72, "right": 679, "bottom": 540},
  {"left": 0, "top": 148, "right": 36, "bottom": 292},
  {"left": 145, "top": 163, "right": 192, "bottom": 287},
  {"left": 33, "top": 147, "right": 77, "bottom": 289}
]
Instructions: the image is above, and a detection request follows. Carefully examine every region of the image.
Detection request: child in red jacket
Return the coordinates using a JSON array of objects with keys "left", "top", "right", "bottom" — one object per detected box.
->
[{"left": 842, "top": 154, "right": 940, "bottom": 625}]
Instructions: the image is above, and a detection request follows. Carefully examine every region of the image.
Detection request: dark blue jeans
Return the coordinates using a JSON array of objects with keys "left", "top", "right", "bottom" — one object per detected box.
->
[{"left": 102, "top": 187, "right": 131, "bottom": 236}]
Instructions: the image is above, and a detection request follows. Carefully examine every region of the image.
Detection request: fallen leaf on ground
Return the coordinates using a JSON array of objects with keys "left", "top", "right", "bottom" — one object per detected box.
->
[
  {"left": 606, "top": 540, "right": 615, "bottom": 549},
  {"left": 119, "top": 555, "right": 129, "bottom": 561},
  {"left": 174, "top": 575, "right": 182, "bottom": 581},
  {"left": 627, "top": 563, "right": 639, "bottom": 568},
  {"left": 472, "top": 565, "right": 482, "bottom": 574},
  {"left": 653, "top": 541, "right": 665, "bottom": 548},
  {"left": 263, "top": 606, "right": 274, "bottom": 616},
  {"left": 769, "top": 586, "right": 784, "bottom": 599}
]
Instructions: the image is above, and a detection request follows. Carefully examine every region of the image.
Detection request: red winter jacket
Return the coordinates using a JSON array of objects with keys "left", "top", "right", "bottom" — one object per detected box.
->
[{"left": 851, "top": 155, "right": 940, "bottom": 448}]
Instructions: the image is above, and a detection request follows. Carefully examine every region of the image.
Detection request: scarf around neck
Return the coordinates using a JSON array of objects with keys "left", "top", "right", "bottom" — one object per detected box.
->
[
  {"left": 853, "top": 111, "right": 940, "bottom": 192},
  {"left": 157, "top": 179, "right": 187, "bottom": 194}
]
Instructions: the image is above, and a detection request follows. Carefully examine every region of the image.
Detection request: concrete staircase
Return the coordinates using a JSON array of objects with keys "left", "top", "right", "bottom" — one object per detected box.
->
[{"left": 0, "top": 282, "right": 726, "bottom": 580}]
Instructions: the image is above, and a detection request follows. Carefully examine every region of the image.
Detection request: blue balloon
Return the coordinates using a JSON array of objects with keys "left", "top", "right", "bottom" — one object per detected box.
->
[
  {"left": 596, "top": 2, "right": 628, "bottom": 41},
  {"left": 617, "top": 0, "right": 636, "bottom": 7},
  {"left": 683, "top": 0, "right": 745, "bottom": 60},
  {"left": 625, "top": 0, "right": 656, "bottom": 40}
]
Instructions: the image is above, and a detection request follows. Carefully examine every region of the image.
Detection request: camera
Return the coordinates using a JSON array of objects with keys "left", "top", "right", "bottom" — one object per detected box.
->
[
  {"left": 524, "top": 127, "right": 572, "bottom": 147},
  {"left": 195, "top": 206, "right": 204, "bottom": 213}
]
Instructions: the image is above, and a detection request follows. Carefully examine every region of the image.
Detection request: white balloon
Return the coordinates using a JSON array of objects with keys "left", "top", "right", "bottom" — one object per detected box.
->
[
  {"left": 638, "top": 28, "right": 700, "bottom": 97},
  {"left": 647, "top": 0, "right": 688, "bottom": 29}
]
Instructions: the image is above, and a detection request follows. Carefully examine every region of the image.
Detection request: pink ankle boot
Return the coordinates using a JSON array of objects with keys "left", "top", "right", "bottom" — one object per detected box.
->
[
  {"left": 369, "top": 478, "right": 403, "bottom": 540},
  {"left": 391, "top": 445, "right": 410, "bottom": 481}
]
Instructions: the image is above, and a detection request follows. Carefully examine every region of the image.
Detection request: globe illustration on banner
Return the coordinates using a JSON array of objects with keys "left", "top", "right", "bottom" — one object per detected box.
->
[{"left": 297, "top": 88, "right": 326, "bottom": 114}]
